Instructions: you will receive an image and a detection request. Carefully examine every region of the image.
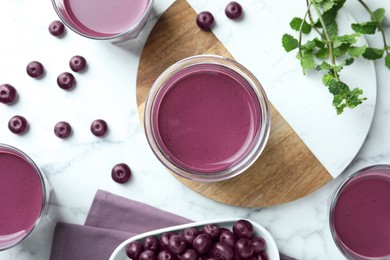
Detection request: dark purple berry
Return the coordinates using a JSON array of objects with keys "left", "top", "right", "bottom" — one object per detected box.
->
[
  {"left": 192, "top": 234, "right": 213, "bottom": 255},
  {"left": 126, "top": 241, "right": 143, "bottom": 259},
  {"left": 69, "top": 55, "right": 87, "bottom": 72},
  {"left": 8, "top": 115, "right": 28, "bottom": 134},
  {"left": 139, "top": 250, "right": 156, "bottom": 260},
  {"left": 251, "top": 237, "right": 266, "bottom": 253},
  {"left": 0, "top": 84, "right": 17, "bottom": 104},
  {"left": 57, "top": 72, "right": 76, "bottom": 90},
  {"left": 49, "top": 20, "right": 65, "bottom": 36},
  {"left": 181, "top": 249, "right": 198, "bottom": 260},
  {"left": 225, "top": 2, "right": 243, "bottom": 20},
  {"left": 196, "top": 11, "right": 215, "bottom": 31},
  {"left": 26, "top": 61, "right": 44, "bottom": 78},
  {"left": 111, "top": 163, "right": 131, "bottom": 183},
  {"left": 235, "top": 238, "right": 254, "bottom": 259},
  {"left": 203, "top": 224, "right": 220, "bottom": 240},
  {"left": 256, "top": 251, "right": 269, "bottom": 260},
  {"left": 182, "top": 227, "right": 200, "bottom": 244},
  {"left": 212, "top": 242, "right": 234, "bottom": 260},
  {"left": 168, "top": 235, "right": 187, "bottom": 255},
  {"left": 233, "top": 220, "right": 254, "bottom": 239},
  {"left": 54, "top": 121, "right": 72, "bottom": 138},
  {"left": 158, "top": 250, "right": 176, "bottom": 260},
  {"left": 219, "top": 230, "right": 236, "bottom": 248},
  {"left": 160, "top": 232, "right": 176, "bottom": 250},
  {"left": 144, "top": 235, "right": 160, "bottom": 252},
  {"left": 90, "top": 119, "right": 108, "bottom": 137}
]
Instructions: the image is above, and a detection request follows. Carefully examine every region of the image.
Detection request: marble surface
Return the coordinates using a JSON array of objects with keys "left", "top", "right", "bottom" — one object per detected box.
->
[{"left": 0, "top": 0, "right": 389, "bottom": 259}]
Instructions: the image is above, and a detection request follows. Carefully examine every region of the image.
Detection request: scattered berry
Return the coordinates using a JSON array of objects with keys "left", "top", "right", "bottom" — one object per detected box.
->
[
  {"left": 90, "top": 119, "right": 108, "bottom": 137},
  {"left": 69, "top": 55, "right": 87, "bottom": 72},
  {"left": 54, "top": 121, "right": 72, "bottom": 138},
  {"left": 26, "top": 61, "right": 44, "bottom": 78},
  {"left": 0, "top": 84, "right": 17, "bottom": 104},
  {"left": 8, "top": 115, "right": 28, "bottom": 134},
  {"left": 225, "top": 2, "right": 243, "bottom": 20},
  {"left": 111, "top": 163, "right": 131, "bottom": 183},
  {"left": 57, "top": 72, "right": 76, "bottom": 90},
  {"left": 49, "top": 20, "right": 65, "bottom": 37},
  {"left": 196, "top": 11, "right": 215, "bottom": 31}
]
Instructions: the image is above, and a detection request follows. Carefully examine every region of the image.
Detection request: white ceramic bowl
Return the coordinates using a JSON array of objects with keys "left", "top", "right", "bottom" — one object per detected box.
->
[{"left": 110, "top": 218, "right": 280, "bottom": 260}]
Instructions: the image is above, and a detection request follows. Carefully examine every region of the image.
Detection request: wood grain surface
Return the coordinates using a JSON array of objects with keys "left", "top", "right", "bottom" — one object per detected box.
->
[{"left": 136, "top": 0, "right": 332, "bottom": 207}]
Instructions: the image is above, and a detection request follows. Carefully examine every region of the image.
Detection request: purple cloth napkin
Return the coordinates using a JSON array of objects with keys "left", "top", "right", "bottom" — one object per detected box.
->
[{"left": 49, "top": 190, "right": 296, "bottom": 260}]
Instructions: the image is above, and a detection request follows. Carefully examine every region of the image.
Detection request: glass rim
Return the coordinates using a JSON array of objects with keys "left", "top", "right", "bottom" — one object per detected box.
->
[
  {"left": 51, "top": 0, "right": 154, "bottom": 41},
  {"left": 144, "top": 55, "right": 271, "bottom": 182},
  {"left": 329, "top": 164, "right": 390, "bottom": 260},
  {"left": 0, "top": 143, "right": 49, "bottom": 251}
]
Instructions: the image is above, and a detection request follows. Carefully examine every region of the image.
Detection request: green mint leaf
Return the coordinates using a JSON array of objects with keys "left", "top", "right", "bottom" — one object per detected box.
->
[
  {"left": 322, "top": 74, "right": 334, "bottom": 86},
  {"left": 297, "top": 51, "right": 316, "bottom": 73},
  {"left": 315, "top": 48, "right": 329, "bottom": 59},
  {"left": 282, "top": 34, "right": 299, "bottom": 52},
  {"left": 333, "top": 33, "right": 360, "bottom": 47},
  {"left": 328, "top": 79, "right": 365, "bottom": 114},
  {"left": 373, "top": 8, "right": 385, "bottom": 23},
  {"left": 363, "top": 47, "right": 385, "bottom": 60},
  {"left": 333, "top": 43, "right": 350, "bottom": 57},
  {"left": 321, "top": 0, "right": 336, "bottom": 12},
  {"left": 385, "top": 54, "right": 390, "bottom": 69},
  {"left": 322, "top": 0, "right": 346, "bottom": 25},
  {"left": 345, "top": 57, "right": 354, "bottom": 66},
  {"left": 351, "top": 21, "right": 378, "bottom": 35},
  {"left": 302, "top": 39, "right": 317, "bottom": 51},
  {"left": 328, "top": 79, "right": 349, "bottom": 95},
  {"left": 317, "top": 61, "right": 332, "bottom": 71},
  {"left": 290, "top": 17, "right": 312, "bottom": 34},
  {"left": 327, "top": 21, "right": 338, "bottom": 39},
  {"left": 314, "top": 38, "right": 326, "bottom": 49},
  {"left": 348, "top": 45, "right": 367, "bottom": 58}
]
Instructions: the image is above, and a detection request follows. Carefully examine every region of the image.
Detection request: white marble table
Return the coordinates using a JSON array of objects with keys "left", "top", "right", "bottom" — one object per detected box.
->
[{"left": 0, "top": 0, "right": 389, "bottom": 259}]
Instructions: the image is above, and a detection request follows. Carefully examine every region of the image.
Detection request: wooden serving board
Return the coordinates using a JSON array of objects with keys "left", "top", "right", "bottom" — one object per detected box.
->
[{"left": 136, "top": 0, "right": 332, "bottom": 207}]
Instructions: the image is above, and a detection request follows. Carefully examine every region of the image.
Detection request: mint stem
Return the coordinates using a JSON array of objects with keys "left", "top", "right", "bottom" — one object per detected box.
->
[
  {"left": 310, "top": 0, "right": 340, "bottom": 81},
  {"left": 298, "top": 3, "right": 313, "bottom": 58},
  {"left": 305, "top": 0, "right": 323, "bottom": 36},
  {"left": 357, "top": 0, "right": 389, "bottom": 55}
]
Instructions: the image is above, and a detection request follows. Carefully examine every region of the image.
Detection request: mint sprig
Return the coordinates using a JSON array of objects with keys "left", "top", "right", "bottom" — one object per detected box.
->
[{"left": 282, "top": 0, "right": 389, "bottom": 114}]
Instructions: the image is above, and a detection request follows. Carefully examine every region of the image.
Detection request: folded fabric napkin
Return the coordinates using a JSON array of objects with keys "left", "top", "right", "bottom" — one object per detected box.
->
[{"left": 49, "top": 190, "right": 296, "bottom": 260}]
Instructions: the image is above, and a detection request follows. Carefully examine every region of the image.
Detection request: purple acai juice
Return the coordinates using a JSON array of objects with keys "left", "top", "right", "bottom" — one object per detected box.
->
[
  {"left": 0, "top": 146, "right": 44, "bottom": 250},
  {"left": 57, "top": 0, "right": 151, "bottom": 37},
  {"left": 331, "top": 166, "right": 390, "bottom": 259},
  {"left": 152, "top": 64, "right": 262, "bottom": 173}
]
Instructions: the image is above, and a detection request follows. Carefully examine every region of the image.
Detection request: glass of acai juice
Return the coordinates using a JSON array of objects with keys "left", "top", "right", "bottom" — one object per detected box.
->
[
  {"left": 0, "top": 144, "right": 50, "bottom": 251},
  {"left": 329, "top": 164, "right": 390, "bottom": 260}
]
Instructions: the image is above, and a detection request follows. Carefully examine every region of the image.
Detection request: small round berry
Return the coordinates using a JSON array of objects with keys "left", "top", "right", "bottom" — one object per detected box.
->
[
  {"left": 69, "top": 55, "right": 87, "bottom": 72},
  {"left": 111, "top": 163, "right": 131, "bottom": 183},
  {"left": 0, "top": 84, "right": 17, "bottom": 104},
  {"left": 90, "top": 119, "right": 108, "bottom": 137},
  {"left": 8, "top": 115, "right": 28, "bottom": 134},
  {"left": 126, "top": 241, "right": 143, "bottom": 259},
  {"left": 26, "top": 61, "right": 44, "bottom": 78},
  {"left": 57, "top": 72, "right": 76, "bottom": 90},
  {"left": 54, "top": 121, "right": 72, "bottom": 138},
  {"left": 196, "top": 11, "right": 215, "bottom": 31},
  {"left": 225, "top": 2, "right": 243, "bottom": 20},
  {"left": 49, "top": 20, "right": 65, "bottom": 36}
]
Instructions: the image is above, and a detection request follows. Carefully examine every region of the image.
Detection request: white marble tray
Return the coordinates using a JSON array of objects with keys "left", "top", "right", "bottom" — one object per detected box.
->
[{"left": 187, "top": 0, "right": 377, "bottom": 178}]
